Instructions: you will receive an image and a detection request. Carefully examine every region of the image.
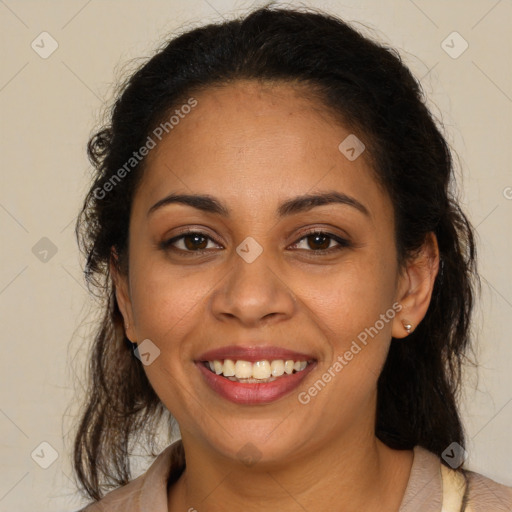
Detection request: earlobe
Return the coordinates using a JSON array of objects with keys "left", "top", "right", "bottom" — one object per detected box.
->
[
  {"left": 392, "top": 232, "right": 440, "bottom": 339},
  {"left": 110, "top": 249, "right": 136, "bottom": 342}
]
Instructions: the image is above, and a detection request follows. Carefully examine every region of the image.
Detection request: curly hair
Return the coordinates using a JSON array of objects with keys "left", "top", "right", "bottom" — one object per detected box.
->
[{"left": 73, "top": 4, "right": 478, "bottom": 500}]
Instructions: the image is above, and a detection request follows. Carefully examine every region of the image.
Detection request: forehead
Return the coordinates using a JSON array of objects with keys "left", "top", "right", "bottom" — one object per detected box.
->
[
  {"left": 135, "top": 80, "right": 391, "bottom": 223},
  {"left": 151, "top": 80, "right": 345, "bottom": 164}
]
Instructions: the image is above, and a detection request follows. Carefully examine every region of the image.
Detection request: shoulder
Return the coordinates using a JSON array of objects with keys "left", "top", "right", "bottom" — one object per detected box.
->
[
  {"left": 400, "top": 446, "right": 512, "bottom": 512},
  {"left": 78, "top": 441, "right": 185, "bottom": 512},
  {"left": 464, "top": 469, "right": 512, "bottom": 511},
  {"left": 79, "top": 474, "right": 144, "bottom": 512}
]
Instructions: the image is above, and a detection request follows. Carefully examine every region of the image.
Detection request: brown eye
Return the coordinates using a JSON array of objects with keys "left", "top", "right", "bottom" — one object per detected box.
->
[
  {"left": 290, "top": 231, "right": 351, "bottom": 253},
  {"left": 306, "top": 233, "right": 331, "bottom": 250},
  {"left": 161, "top": 231, "right": 222, "bottom": 254},
  {"left": 182, "top": 233, "right": 208, "bottom": 250}
]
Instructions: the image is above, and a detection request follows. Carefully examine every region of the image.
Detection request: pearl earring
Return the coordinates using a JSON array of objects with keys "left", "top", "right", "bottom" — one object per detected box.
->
[{"left": 401, "top": 320, "right": 413, "bottom": 334}]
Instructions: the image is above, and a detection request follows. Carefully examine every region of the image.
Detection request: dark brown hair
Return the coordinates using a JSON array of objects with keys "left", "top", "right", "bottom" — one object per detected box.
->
[{"left": 74, "top": 4, "right": 478, "bottom": 500}]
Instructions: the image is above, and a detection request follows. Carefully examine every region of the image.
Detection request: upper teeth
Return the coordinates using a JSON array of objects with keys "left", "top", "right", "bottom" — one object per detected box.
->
[{"left": 207, "top": 359, "right": 308, "bottom": 379}]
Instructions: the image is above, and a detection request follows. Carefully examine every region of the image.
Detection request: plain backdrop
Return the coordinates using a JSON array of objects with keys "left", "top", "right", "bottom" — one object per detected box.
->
[{"left": 0, "top": 0, "right": 511, "bottom": 510}]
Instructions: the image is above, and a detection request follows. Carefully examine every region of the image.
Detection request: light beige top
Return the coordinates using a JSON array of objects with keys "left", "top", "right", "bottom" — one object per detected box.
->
[{"left": 81, "top": 442, "right": 512, "bottom": 511}]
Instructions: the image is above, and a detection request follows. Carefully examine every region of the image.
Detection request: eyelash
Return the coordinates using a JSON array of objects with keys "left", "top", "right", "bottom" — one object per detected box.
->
[{"left": 160, "top": 228, "right": 351, "bottom": 257}]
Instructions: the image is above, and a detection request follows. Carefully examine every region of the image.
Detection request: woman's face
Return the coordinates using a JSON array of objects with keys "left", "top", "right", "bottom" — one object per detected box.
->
[{"left": 117, "top": 80, "right": 418, "bottom": 466}]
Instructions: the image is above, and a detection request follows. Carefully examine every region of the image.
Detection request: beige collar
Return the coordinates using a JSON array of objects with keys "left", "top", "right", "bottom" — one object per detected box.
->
[{"left": 83, "top": 442, "right": 466, "bottom": 511}]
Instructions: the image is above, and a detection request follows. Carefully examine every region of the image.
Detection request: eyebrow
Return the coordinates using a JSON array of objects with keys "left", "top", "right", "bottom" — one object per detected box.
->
[{"left": 147, "top": 191, "right": 370, "bottom": 218}]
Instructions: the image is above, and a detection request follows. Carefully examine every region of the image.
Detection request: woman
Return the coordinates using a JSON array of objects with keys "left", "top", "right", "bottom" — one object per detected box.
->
[{"left": 73, "top": 5, "right": 512, "bottom": 511}]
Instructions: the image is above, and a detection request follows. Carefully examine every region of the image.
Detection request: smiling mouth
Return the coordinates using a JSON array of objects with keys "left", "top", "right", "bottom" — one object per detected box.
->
[{"left": 203, "top": 358, "right": 314, "bottom": 383}]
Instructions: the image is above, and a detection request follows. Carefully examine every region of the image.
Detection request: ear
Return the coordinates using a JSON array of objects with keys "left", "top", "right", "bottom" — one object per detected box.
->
[
  {"left": 392, "top": 232, "right": 440, "bottom": 339},
  {"left": 110, "top": 248, "right": 137, "bottom": 342}
]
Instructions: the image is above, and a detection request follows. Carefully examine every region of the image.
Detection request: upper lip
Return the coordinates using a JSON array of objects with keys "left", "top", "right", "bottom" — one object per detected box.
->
[{"left": 196, "top": 345, "right": 316, "bottom": 363}]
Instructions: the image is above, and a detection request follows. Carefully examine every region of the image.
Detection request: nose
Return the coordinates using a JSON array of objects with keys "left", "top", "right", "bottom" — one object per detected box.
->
[{"left": 209, "top": 244, "right": 297, "bottom": 328}]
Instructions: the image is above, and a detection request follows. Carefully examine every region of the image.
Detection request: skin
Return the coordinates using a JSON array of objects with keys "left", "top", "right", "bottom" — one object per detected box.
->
[{"left": 113, "top": 80, "right": 439, "bottom": 511}]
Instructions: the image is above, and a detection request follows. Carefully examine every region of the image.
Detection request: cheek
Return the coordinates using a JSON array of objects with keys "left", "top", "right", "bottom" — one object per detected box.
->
[
  {"left": 309, "top": 253, "right": 397, "bottom": 341},
  {"left": 127, "top": 254, "right": 212, "bottom": 354},
  {"left": 302, "top": 257, "right": 399, "bottom": 415},
  {"left": 295, "top": 270, "right": 398, "bottom": 432},
  {"left": 126, "top": 260, "right": 211, "bottom": 416}
]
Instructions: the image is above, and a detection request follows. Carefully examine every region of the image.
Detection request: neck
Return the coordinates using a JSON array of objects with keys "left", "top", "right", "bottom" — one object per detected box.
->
[{"left": 168, "top": 428, "right": 413, "bottom": 512}]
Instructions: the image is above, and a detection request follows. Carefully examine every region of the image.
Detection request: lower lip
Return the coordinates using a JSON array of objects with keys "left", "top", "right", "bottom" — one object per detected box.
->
[{"left": 196, "top": 362, "right": 316, "bottom": 405}]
